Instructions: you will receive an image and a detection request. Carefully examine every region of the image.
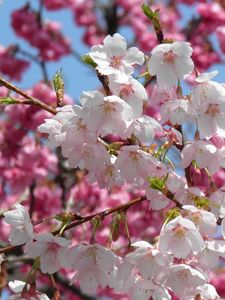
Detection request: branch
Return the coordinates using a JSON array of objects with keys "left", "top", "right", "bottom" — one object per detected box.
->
[
  {"left": 0, "top": 77, "right": 56, "bottom": 114},
  {"left": 0, "top": 196, "right": 147, "bottom": 254},
  {"left": 53, "top": 195, "right": 147, "bottom": 235}
]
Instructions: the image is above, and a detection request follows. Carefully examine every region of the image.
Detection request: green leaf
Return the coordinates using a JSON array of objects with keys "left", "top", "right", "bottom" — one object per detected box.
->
[
  {"left": 108, "top": 142, "right": 124, "bottom": 155},
  {"left": 194, "top": 196, "right": 209, "bottom": 209},
  {"left": 90, "top": 216, "right": 102, "bottom": 234},
  {"left": 164, "top": 208, "right": 180, "bottom": 224},
  {"left": 142, "top": 4, "right": 164, "bottom": 43},
  {"left": 82, "top": 54, "right": 97, "bottom": 68},
  {"left": 55, "top": 212, "right": 73, "bottom": 223},
  {"left": 142, "top": 4, "right": 161, "bottom": 30},
  {"left": 0, "top": 97, "right": 18, "bottom": 105},
  {"left": 53, "top": 69, "right": 64, "bottom": 106},
  {"left": 109, "top": 212, "right": 124, "bottom": 242},
  {"left": 148, "top": 177, "right": 165, "bottom": 191}
]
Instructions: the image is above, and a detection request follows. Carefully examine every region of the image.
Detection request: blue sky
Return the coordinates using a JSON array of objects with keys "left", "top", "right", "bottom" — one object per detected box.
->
[{"left": 0, "top": 1, "right": 99, "bottom": 102}]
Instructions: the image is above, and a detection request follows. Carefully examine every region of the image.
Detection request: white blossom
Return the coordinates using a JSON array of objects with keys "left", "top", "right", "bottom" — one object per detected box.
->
[
  {"left": 8, "top": 280, "right": 50, "bottom": 300},
  {"left": 26, "top": 233, "right": 71, "bottom": 274},
  {"left": 108, "top": 75, "right": 148, "bottom": 117},
  {"left": 63, "top": 243, "right": 119, "bottom": 295},
  {"left": 89, "top": 33, "right": 144, "bottom": 80},
  {"left": 159, "top": 216, "right": 205, "bottom": 258},
  {"left": 165, "top": 264, "right": 207, "bottom": 299},
  {"left": 4, "top": 204, "right": 33, "bottom": 246},
  {"left": 148, "top": 41, "right": 194, "bottom": 89}
]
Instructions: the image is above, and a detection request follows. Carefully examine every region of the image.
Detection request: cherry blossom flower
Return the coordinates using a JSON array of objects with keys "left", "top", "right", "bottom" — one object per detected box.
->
[
  {"left": 108, "top": 75, "right": 148, "bottom": 117},
  {"left": 8, "top": 280, "right": 50, "bottom": 300},
  {"left": 175, "top": 187, "right": 206, "bottom": 206},
  {"left": 63, "top": 244, "right": 119, "bottom": 294},
  {"left": 61, "top": 113, "right": 97, "bottom": 155},
  {"left": 80, "top": 91, "right": 134, "bottom": 138},
  {"left": 88, "top": 155, "right": 123, "bottom": 189},
  {"left": 198, "top": 240, "right": 225, "bottom": 269},
  {"left": 89, "top": 33, "right": 145, "bottom": 80},
  {"left": 182, "top": 205, "right": 217, "bottom": 237},
  {"left": 65, "top": 142, "right": 110, "bottom": 171},
  {"left": 124, "top": 241, "right": 169, "bottom": 281},
  {"left": 190, "top": 283, "right": 220, "bottom": 300},
  {"left": 165, "top": 264, "right": 207, "bottom": 299},
  {"left": 115, "top": 145, "right": 167, "bottom": 187},
  {"left": 127, "top": 115, "right": 163, "bottom": 144},
  {"left": 148, "top": 41, "right": 194, "bottom": 89},
  {"left": 160, "top": 98, "right": 195, "bottom": 125},
  {"left": 159, "top": 216, "right": 205, "bottom": 258},
  {"left": 181, "top": 140, "right": 223, "bottom": 174},
  {"left": 166, "top": 172, "right": 187, "bottom": 194},
  {"left": 150, "top": 84, "right": 177, "bottom": 105},
  {"left": 145, "top": 186, "right": 170, "bottom": 211},
  {"left": 38, "top": 105, "right": 75, "bottom": 147},
  {"left": 3, "top": 204, "right": 33, "bottom": 246},
  {"left": 26, "top": 233, "right": 71, "bottom": 274},
  {"left": 128, "top": 277, "right": 171, "bottom": 300},
  {"left": 192, "top": 73, "right": 225, "bottom": 138}
]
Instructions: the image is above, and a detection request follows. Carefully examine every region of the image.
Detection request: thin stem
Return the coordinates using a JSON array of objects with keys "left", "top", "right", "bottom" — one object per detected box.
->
[
  {"left": 0, "top": 196, "right": 146, "bottom": 254},
  {"left": 53, "top": 195, "right": 147, "bottom": 235},
  {"left": 0, "top": 77, "right": 56, "bottom": 114}
]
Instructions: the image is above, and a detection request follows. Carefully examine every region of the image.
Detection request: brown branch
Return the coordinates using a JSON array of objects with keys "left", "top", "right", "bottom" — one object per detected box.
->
[
  {"left": 29, "top": 183, "right": 36, "bottom": 218},
  {"left": 0, "top": 77, "right": 56, "bottom": 114},
  {"left": 53, "top": 195, "right": 147, "bottom": 235},
  {"left": 0, "top": 196, "right": 146, "bottom": 254},
  {"left": 96, "top": 71, "right": 111, "bottom": 96}
]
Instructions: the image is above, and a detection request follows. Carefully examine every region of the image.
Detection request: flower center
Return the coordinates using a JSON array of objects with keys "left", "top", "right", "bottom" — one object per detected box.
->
[
  {"left": 206, "top": 104, "right": 220, "bottom": 117},
  {"left": 77, "top": 119, "right": 87, "bottom": 131},
  {"left": 176, "top": 269, "right": 189, "bottom": 282},
  {"left": 47, "top": 242, "right": 59, "bottom": 255},
  {"left": 173, "top": 224, "right": 186, "bottom": 238},
  {"left": 103, "top": 102, "right": 116, "bottom": 114},
  {"left": 110, "top": 56, "right": 123, "bottom": 69},
  {"left": 86, "top": 247, "right": 97, "bottom": 264},
  {"left": 163, "top": 50, "right": 177, "bottom": 64},
  {"left": 120, "top": 84, "right": 134, "bottom": 98},
  {"left": 103, "top": 165, "right": 114, "bottom": 180},
  {"left": 129, "top": 151, "right": 140, "bottom": 163},
  {"left": 191, "top": 212, "right": 202, "bottom": 226}
]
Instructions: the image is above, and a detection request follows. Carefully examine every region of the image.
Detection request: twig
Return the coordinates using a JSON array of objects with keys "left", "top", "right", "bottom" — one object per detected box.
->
[
  {"left": 53, "top": 195, "right": 147, "bottom": 235},
  {"left": 16, "top": 48, "right": 49, "bottom": 83},
  {"left": 0, "top": 77, "right": 56, "bottom": 114},
  {"left": 29, "top": 183, "right": 36, "bottom": 218},
  {"left": 0, "top": 196, "right": 146, "bottom": 254}
]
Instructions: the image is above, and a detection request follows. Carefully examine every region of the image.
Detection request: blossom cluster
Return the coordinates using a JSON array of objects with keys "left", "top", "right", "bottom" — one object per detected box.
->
[
  {"left": 1, "top": 1, "right": 225, "bottom": 299},
  {"left": 11, "top": 6, "right": 70, "bottom": 61},
  {"left": 2, "top": 30, "right": 225, "bottom": 300}
]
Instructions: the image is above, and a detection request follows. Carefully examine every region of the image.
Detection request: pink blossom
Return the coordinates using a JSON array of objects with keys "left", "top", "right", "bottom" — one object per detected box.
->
[
  {"left": 165, "top": 264, "right": 207, "bottom": 299},
  {"left": 115, "top": 145, "right": 167, "bottom": 187},
  {"left": 80, "top": 91, "right": 134, "bottom": 138},
  {"left": 89, "top": 33, "right": 144, "bottom": 80},
  {"left": 159, "top": 216, "right": 205, "bottom": 258},
  {"left": 26, "top": 233, "right": 71, "bottom": 274},
  {"left": 181, "top": 141, "right": 223, "bottom": 174},
  {"left": 63, "top": 244, "right": 119, "bottom": 294},
  {"left": 3, "top": 204, "right": 33, "bottom": 246},
  {"left": 0, "top": 45, "right": 29, "bottom": 81},
  {"left": 148, "top": 41, "right": 194, "bottom": 89}
]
